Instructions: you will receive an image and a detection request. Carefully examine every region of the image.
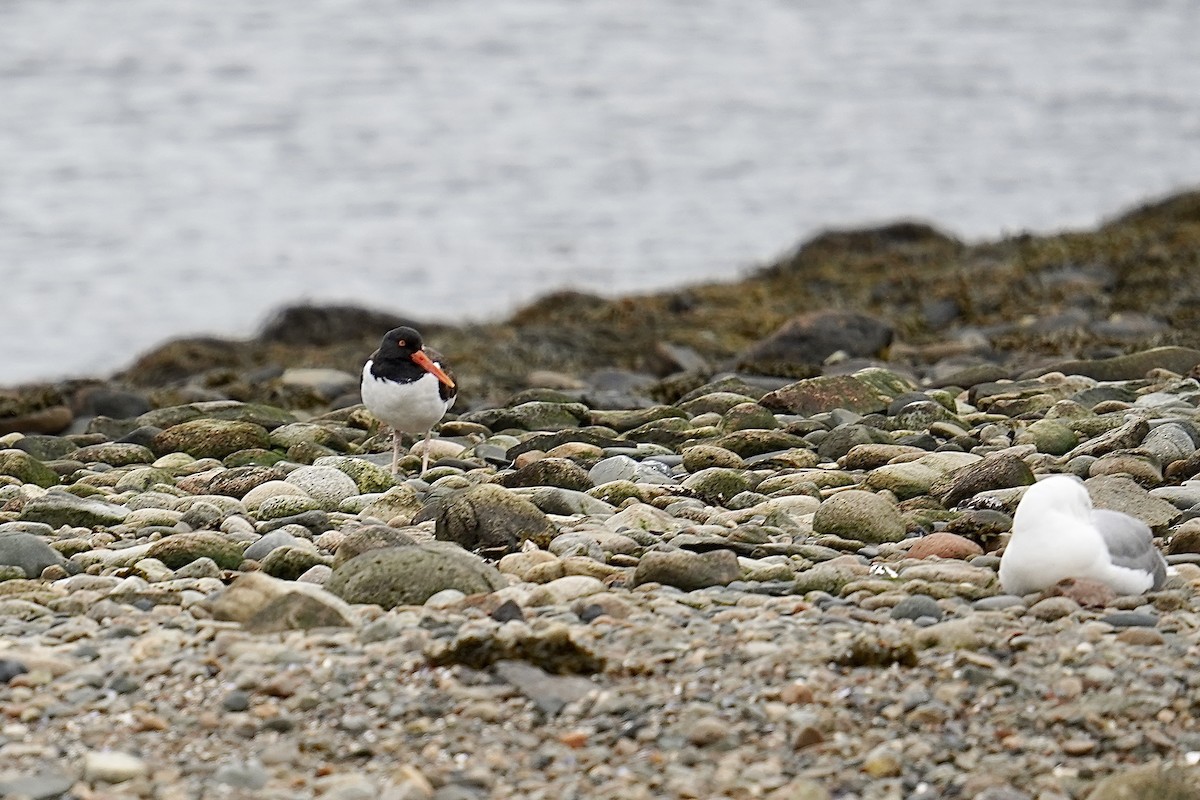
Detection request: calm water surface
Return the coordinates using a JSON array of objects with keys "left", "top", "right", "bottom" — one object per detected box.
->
[{"left": 2, "top": 0, "right": 1199, "bottom": 381}]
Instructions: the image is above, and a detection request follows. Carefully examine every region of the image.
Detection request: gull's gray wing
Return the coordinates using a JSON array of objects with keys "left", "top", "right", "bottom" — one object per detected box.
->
[{"left": 1091, "top": 508, "right": 1167, "bottom": 590}]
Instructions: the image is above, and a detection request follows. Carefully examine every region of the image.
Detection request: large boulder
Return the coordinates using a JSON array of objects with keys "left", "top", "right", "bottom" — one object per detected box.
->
[
  {"left": 434, "top": 484, "right": 557, "bottom": 555},
  {"left": 325, "top": 543, "right": 505, "bottom": 609}
]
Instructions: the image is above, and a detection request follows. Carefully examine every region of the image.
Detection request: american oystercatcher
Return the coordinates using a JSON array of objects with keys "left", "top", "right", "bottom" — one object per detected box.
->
[{"left": 360, "top": 326, "right": 457, "bottom": 474}]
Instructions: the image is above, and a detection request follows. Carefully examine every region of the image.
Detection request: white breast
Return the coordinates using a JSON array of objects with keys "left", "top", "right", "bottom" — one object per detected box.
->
[{"left": 360, "top": 363, "right": 453, "bottom": 434}]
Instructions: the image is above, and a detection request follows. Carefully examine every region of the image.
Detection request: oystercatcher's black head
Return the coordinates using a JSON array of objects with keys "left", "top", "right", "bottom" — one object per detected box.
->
[{"left": 372, "top": 326, "right": 455, "bottom": 389}]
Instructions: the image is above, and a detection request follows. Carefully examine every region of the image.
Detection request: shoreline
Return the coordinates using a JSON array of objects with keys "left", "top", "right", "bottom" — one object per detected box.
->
[{"left": 1, "top": 189, "right": 1199, "bottom": 797}]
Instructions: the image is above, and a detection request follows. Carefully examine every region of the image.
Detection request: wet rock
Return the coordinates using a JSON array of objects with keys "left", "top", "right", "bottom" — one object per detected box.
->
[
  {"left": 718, "top": 402, "right": 779, "bottom": 432},
  {"left": 435, "top": 484, "right": 557, "bottom": 554},
  {"left": 511, "top": 487, "right": 615, "bottom": 517},
  {"left": 812, "top": 490, "right": 905, "bottom": 544},
  {"left": 0, "top": 448, "right": 60, "bottom": 488},
  {"left": 867, "top": 452, "right": 980, "bottom": 500},
  {"left": 146, "top": 532, "right": 245, "bottom": 570},
  {"left": 588, "top": 455, "right": 676, "bottom": 485},
  {"left": 240, "top": 479, "right": 309, "bottom": 510},
  {"left": 1140, "top": 422, "right": 1197, "bottom": 465},
  {"left": 1167, "top": 518, "right": 1200, "bottom": 555},
  {"left": 679, "top": 391, "right": 762, "bottom": 416},
  {"left": 326, "top": 543, "right": 505, "bottom": 609},
  {"left": 589, "top": 406, "right": 686, "bottom": 433},
  {"left": 632, "top": 548, "right": 740, "bottom": 590},
  {"left": 152, "top": 419, "right": 272, "bottom": 459},
  {"left": 243, "top": 529, "right": 309, "bottom": 561},
  {"left": 10, "top": 435, "right": 77, "bottom": 461},
  {"left": 681, "top": 445, "right": 745, "bottom": 472}
]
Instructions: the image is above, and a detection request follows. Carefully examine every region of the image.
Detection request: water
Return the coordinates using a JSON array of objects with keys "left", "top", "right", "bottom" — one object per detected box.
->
[{"left": 2, "top": 0, "right": 1199, "bottom": 383}]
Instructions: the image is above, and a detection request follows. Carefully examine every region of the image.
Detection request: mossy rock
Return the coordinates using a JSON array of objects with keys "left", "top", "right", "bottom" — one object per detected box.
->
[
  {"left": 146, "top": 532, "right": 245, "bottom": 570},
  {"left": 0, "top": 449, "right": 59, "bottom": 488},
  {"left": 326, "top": 543, "right": 505, "bottom": 609},
  {"left": 152, "top": 419, "right": 271, "bottom": 460}
]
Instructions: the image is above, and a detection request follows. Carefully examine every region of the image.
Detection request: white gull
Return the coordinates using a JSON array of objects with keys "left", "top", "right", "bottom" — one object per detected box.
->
[{"left": 999, "top": 474, "right": 1167, "bottom": 596}]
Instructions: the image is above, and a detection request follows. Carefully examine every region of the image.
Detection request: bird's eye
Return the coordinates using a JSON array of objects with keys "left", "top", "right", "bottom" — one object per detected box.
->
[{"left": 397, "top": 339, "right": 406, "bottom": 347}]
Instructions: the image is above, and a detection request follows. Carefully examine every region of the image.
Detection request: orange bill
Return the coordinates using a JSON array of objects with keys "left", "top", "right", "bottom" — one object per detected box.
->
[{"left": 412, "top": 349, "right": 455, "bottom": 388}]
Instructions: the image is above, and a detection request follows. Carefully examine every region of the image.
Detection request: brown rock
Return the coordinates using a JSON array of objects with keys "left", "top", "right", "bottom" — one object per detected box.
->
[
  {"left": 907, "top": 532, "right": 983, "bottom": 561},
  {"left": 1040, "top": 577, "right": 1116, "bottom": 609},
  {"left": 760, "top": 375, "right": 891, "bottom": 417}
]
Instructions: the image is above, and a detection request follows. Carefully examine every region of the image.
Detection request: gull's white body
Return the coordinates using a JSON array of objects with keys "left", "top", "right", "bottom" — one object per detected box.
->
[{"left": 999, "top": 475, "right": 1166, "bottom": 596}]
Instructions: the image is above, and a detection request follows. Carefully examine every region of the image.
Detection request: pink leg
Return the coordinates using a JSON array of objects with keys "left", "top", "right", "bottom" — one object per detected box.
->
[
  {"left": 391, "top": 431, "right": 402, "bottom": 475},
  {"left": 421, "top": 429, "right": 432, "bottom": 473}
]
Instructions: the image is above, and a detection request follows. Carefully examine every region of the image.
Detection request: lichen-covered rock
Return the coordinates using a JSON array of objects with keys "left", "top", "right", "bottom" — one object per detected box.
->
[
  {"left": 500, "top": 458, "right": 594, "bottom": 492},
  {"left": 0, "top": 449, "right": 59, "bottom": 488},
  {"left": 718, "top": 402, "right": 779, "bottom": 432},
  {"left": 207, "top": 466, "right": 287, "bottom": 499},
  {"left": 326, "top": 543, "right": 505, "bottom": 609},
  {"left": 681, "top": 445, "right": 745, "bottom": 472},
  {"left": 1021, "top": 418, "right": 1080, "bottom": 455},
  {"left": 284, "top": 465, "right": 360, "bottom": 510},
  {"left": 113, "top": 467, "right": 176, "bottom": 493},
  {"left": 435, "top": 484, "right": 557, "bottom": 554},
  {"left": 19, "top": 491, "right": 129, "bottom": 529},
  {"left": 255, "top": 496, "right": 325, "bottom": 520},
  {"left": 241, "top": 480, "right": 311, "bottom": 510},
  {"left": 680, "top": 468, "right": 751, "bottom": 506},
  {"left": 359, "top": 484, "right": 423, "bottom": 525},
  {"left": 268, "top": 422, "right": 349, "bottom": 451},
  {"left": 313, "top": 455, "right": 397, "bottom": 493},
  {"left": 812, "top": 489, "right": 905, "bottom": 543},
  {"left": 68, "top": 443, "right": 155, "bottom": 467},
  {"left": 333, "top": 524, "right": 416, "bottom": 567},
  {"left": 146, "top": 532, "right": 245, "bottom": 570},
  {"left": 152, "top": 419, "right": 271, "bottom": 460},
  {"left": 260, "top": 545, "right": 330, "bottom": 581},
  {"left": 760, "top": 374, "right": 892, "bottom": 417}
]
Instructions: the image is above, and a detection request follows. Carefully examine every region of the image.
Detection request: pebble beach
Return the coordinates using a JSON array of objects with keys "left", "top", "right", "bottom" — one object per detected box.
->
[{"left": 4, "top": 192, "right": 1200, "bottom": 799}]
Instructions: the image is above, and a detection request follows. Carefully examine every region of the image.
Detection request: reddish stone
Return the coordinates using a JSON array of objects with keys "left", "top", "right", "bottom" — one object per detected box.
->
[{"left": 907, "top": 532, "right": 984, "bottom": 561}]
